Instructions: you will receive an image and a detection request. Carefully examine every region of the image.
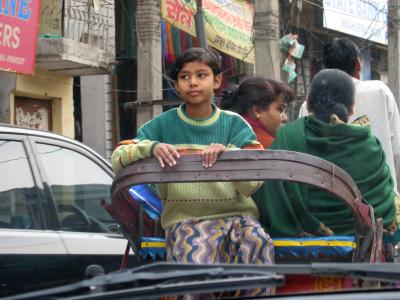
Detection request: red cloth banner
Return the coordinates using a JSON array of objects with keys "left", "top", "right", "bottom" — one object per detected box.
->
[{"left": 0, "top": 0, "right": 40, "bottom": 74}]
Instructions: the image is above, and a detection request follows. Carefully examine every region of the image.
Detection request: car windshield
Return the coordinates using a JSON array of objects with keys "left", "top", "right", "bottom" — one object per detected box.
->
[{"left": 13, "top": 150, "right": 398, "bottom": 300}]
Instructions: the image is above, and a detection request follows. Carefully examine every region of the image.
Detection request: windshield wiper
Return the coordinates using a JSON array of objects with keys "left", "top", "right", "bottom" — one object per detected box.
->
[
  {"left": 3, "top": 264, "right": 283, "bottom": 300},
  {"left": 135, "top": 262, "right": 400, "bottom": 282},
  {"left": 4, "top": 262, "right": 400, "bottom": 300}
]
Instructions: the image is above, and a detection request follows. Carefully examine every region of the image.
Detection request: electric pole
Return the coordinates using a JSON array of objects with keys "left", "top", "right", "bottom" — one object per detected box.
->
[
  {"left": 136, "top": 0, "right": 163, "bottom": 127},
  {"left": 254, "top": 0, "right": 281, "bottom": 79},
  {"left": 195, "top": 0, "right": 207, "bottom": 48}
]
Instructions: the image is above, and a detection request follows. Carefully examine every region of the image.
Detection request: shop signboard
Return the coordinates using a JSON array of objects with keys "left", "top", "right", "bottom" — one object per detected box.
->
[
  {"left": 323, "top": 0, "right": 388, "bottom": 45},
  {"left": 0, "top": 0, "right": 41, "bottom": 74},
  {"left": 161, "top": 0, "right": 255, "bottom": 63}
]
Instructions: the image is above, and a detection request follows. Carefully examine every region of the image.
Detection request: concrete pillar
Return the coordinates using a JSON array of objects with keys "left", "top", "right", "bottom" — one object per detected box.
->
[
  {"left": 136, "top": 0, "right": 163, "bottom": 128},
  {"left": 81, "top": 75, "right": 113, "bottom": 160},
  {"left": 253, "top": 0, "right": 281, "bottom": 79},
  {"left": 244, "top": 62, "right": 255, "bottom": 77},
  {"left": 0, "top": 71, "right": 17, "bottom": 123},
  {"left": 388, "top": 0, "right": 400, "bottom": 109}
]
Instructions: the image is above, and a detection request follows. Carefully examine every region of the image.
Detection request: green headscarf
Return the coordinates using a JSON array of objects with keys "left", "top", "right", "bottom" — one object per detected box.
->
[{"left": 253, "top": 116, "right": 396, "bottom": 237}]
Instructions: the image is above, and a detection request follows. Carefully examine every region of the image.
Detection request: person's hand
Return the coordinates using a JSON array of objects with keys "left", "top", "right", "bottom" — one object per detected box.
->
[
  {"left": 201, "top": 143, "right": 226, "bottom": 168},
  {"left": 152, "top": 143, "right": 180, "bottom": 168}
]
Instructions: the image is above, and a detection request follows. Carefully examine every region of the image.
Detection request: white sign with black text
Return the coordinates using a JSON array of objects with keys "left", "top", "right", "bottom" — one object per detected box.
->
[{"left": 323, "top": 0, "right": 388, "bottom": 45}]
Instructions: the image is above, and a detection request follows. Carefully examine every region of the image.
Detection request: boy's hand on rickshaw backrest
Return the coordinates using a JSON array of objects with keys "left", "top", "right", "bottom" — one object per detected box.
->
[
  {"left": 153, "top": 143, "right": 180, "bottom": 168},
  {"left": 201, "top": 143, "right": 226, "bottom": 168}
]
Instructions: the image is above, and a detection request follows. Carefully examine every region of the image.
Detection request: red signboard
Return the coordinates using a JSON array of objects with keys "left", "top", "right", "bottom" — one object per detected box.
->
[{"left": 0, "top": 0, "right": 40, "bottom": 74}]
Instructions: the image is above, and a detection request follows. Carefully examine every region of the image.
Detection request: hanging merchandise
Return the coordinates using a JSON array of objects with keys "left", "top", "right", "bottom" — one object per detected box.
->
[
  {"left": 165, "top": 22, "right": 176, "bottom": 63},
  {"left": 180, "top": 30, "right": 187, "bottom": 52},
  {"left": 236, "top": 59, "right": 244, "bottom": 76},
  {"left": 282, "top": 57, "right": 297, "bottom": 83},
  {"left": 222, "top": 54, "right": 234, "bottom": 77},
  {"left": 161, "top": 21, "right": 168, "bottom": 61},
  {"left": 279, "top": 34, "right": 305, "bottom": 83},
  {"left": 186, "top": 31, "right": 195, "bottom": 49},
  {"left": 163, "top": 21, "right": 197, "bottom": 64},
  {"left": 172, "top": 26, "right": 182, "bottom": 58}
]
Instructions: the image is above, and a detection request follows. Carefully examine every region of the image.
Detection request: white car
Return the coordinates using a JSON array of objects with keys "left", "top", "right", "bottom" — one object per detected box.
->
[{"left": 0, "top": 124, "right": 133, "bottom": 297}]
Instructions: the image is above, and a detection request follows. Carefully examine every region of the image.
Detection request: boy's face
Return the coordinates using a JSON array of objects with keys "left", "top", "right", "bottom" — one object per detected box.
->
[
  {"left": 174, "top": 61, "right": 222, "bottom": 107},
  {"left": 256, "top": 94, "right": 287, "bottom": 137}
]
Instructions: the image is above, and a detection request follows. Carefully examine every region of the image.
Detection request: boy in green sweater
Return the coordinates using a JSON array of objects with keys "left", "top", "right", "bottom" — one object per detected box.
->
[{"left": 111, "top": 48, "right": 274, "bottom": 292}]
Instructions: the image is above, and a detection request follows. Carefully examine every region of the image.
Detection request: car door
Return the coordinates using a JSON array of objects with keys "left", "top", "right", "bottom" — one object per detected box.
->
[
  {"left": 0, "top": 133, "right": 69, "bottom": 296},
  {"left": 29, "top": 136, "right": 131, "bottom": 280}
]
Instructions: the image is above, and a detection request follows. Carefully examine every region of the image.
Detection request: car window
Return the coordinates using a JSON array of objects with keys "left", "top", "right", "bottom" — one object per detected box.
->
[
  {"left": 36, "top": 143, "right": 119, "bottom": 234},
  {"left": 0, "top": 140, "right": 40, "bottom": 229}
]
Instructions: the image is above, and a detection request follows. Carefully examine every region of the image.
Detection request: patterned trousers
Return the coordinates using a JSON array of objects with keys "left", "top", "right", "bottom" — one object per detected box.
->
[{"left": 165, "top": 215, "right": 275, "bottom": 298}]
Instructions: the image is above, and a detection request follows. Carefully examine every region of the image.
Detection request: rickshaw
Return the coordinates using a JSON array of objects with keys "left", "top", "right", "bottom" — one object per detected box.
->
[{"left": 103, "top": 149, "right": 397, "bottom": 296}]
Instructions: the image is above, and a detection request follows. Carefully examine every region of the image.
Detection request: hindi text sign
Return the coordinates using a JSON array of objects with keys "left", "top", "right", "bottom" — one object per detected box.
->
[{"left": 161, "top": 0, "right": 255, "bottom": 63}]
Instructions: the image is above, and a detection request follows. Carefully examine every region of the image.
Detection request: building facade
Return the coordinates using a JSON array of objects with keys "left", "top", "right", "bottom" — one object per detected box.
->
[{"left": 0, "top": 0, "right": 116, "bottom": 159}]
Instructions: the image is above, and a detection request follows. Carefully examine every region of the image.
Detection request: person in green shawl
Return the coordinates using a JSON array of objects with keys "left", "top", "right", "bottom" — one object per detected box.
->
[{"left": 253, "top": 69, "right": 399, "bottom": 238}]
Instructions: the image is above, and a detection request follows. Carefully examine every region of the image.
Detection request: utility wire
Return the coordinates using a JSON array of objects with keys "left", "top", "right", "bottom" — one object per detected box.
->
[
  {"left": 359, "top": 17, "right": 399, "bottom": 51},
  {"left": 359, "top": 1, "right": 388, "bottom": 41},
  {"left": 304, "top": 0, "right": 388, "bottom": 21},
  {"left": 359, "top": 0, "right": 388, "bottom": 14},
  {"left": 21, "top": 1, "right": 257, "bottom": 95},
  {"left": 19, "top": 72, "right": 178, "bottom": 94},
  {"left": 295, "top": 0, "right": 391, "bottom": 48},
  {"left": 135, "top": 9, "right": 176, "bottom": 84},
  {"left": 35, "top": 0, "right": 393, "bottom": 94}
]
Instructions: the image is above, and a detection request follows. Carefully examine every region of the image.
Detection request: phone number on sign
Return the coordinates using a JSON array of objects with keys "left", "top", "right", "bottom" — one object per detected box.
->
[{"left": 0, "top": 53, "right": 25, "bottom": 65}]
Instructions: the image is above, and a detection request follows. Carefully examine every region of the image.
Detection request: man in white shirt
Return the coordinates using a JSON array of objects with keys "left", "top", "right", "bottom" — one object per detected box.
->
[{"left": 299, "top": 38, "right": 400, "bottom": 193}]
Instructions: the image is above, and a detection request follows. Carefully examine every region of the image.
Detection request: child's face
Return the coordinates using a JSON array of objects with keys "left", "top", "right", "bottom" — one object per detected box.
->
[
  {"left": 257, "top": 94, "right": 287, "bottom": 136},
  {"left": 174, "top": 61, "right": 222, "bottom": 107}
]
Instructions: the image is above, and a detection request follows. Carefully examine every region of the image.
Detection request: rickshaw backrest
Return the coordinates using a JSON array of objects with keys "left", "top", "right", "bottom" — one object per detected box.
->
[{"left": 105, "top": 150, "right": 381, "bottom": 263}]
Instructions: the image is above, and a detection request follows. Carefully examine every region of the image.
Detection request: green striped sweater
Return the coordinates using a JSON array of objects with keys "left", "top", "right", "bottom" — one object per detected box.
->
[{"left": 111, "top": 104, "right": 263, "bottom": 229}]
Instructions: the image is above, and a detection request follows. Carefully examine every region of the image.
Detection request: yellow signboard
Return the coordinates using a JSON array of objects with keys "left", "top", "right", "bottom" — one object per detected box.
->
[{"left": 161, "top": 0, "right": 255, "bottom": 64}]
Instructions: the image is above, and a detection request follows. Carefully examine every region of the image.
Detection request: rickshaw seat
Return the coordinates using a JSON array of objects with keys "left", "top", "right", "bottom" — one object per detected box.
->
[{"left": 129, "top": 184, "right": 357, "bottom": 263}]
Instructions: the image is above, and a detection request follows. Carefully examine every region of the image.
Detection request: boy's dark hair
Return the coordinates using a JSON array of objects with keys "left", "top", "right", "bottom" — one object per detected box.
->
[
  {"left": 220, "top": 77, "right": 294, "bottom": 115},
  {"left": 308, "top": 69, "right": 355, "bottom": 123},
  {"left": 170, "top": 47, "right": 222, "bottom": 80},
  {"left": 323, "top": 37, "right": 361, "bottom": 76}
]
